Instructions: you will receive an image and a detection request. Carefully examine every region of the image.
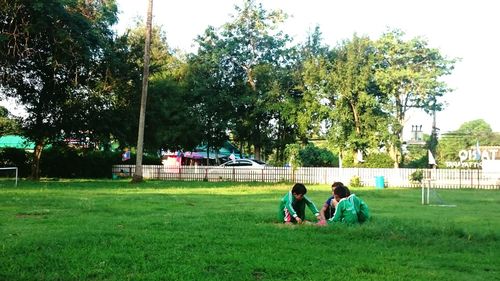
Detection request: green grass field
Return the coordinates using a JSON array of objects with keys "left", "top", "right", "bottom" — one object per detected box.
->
[{"left": 1, "top": 180, "right": 499, "bottom": 281}]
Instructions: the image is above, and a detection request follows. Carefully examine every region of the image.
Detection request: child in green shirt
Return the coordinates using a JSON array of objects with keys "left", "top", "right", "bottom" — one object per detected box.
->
[
  {"left": 327, "top": 184, "right": 370, "bottom": 224},
  {"left": 278, "top": 183, "right": 321, "bottom": 224},
  {"left": 319, "top": 182, "right": 350, "bottom": 223}
]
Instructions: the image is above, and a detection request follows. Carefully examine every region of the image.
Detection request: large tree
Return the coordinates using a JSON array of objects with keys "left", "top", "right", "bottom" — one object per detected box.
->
[
  {"left": 0, "top": 0, "right": 118, "bottom": 179},
  {"left": 301, "top": 34, "right": 387, "bottom": 165},
  {"left": 327, "top": 35, "right": 386, "bottom": 164},
  {"left": 186, "top": 28, "right": 234, "bottom": 163},
  {"left": 438, "top": 119, "right": 499, "bottom": 163},
  {"left": 190, "top": 0, "right": 293, "bottom": 160},
  {"left": 374, "top": 29, "right": 456, "bottom": 167}
]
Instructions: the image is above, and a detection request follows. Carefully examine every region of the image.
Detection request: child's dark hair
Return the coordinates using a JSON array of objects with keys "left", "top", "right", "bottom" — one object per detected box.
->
[
  {"left": 333, "top": 184, "right": 350, "bottom": 199},
  {"left": 291, "top": 183, "right": 307, "bottom": 195},
  {"left": 332, "top": 181, "right": 351, "bottom": 196}
]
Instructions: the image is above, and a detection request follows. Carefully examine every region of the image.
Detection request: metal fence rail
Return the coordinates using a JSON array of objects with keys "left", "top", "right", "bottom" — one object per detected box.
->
[{"left": 112, "top": 165, "right": 500, "bottom": 189}]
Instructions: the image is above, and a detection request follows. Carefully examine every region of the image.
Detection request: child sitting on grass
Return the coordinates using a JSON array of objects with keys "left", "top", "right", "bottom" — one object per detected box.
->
[
  {"left": 278, "top": 183, "right": 321, "bottom": 224},
  {"left": 319, "top": 184, "right": 370, "bottom": 225},
  {"left": 319, "top": 182, "right": 350, "bottom": 222}
]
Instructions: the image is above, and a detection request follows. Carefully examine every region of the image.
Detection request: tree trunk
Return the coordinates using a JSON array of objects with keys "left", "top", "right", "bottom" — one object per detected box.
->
[
  {"left": 30, "top": 141, "right": 44, "bottom": 180},
  {"left": 352, "top": 102, "right": 363, "bottom": 165},
  {"left": 254, "top": 146, "right": 261, "bottom": 161},
  {"left": 390, "top": 144, "right": 400, "bottom": 168},
  {"left": 132, "top": 0, "right": 153, "bottom": 183}
]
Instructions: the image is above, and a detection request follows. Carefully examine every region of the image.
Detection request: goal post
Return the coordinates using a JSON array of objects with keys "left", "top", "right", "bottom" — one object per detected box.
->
[
  {"left": 421, "top": 178, "right": 431, "bottom": 205},
  {"left": 421, "top": 175, "right": 456, "bottom": 207},
  {"left": 0, "top": 167, "right": 18, "bottom": 187}
]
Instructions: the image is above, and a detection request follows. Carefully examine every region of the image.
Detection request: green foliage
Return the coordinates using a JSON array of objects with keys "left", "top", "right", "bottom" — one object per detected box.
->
[
  {"left": 0, "top": 0, "right": 118, "bottom": 178},
  {"left": 284, "top": 143, "right": 301, "bottom": 168},
  {"left": 363, "top": 152, "right": 394, "bottom": 168},
  {"left": 40, "top": 145, "right": 161, "bottom": 178},
  {"left": 438, "top": 119, "right": 497, "bottom": 163},
  {"left": 374, "top": 29, "right": 457, "bottom": 167},
  {"left": 404, "top": 142, "right": 429, "bottom": 168},
  {"left": 190, "top": 0, "right": 294, "bottom": 160},
  {"left": 0, "top": 148, "right": 30, "bottom": 176},
  {"left": 322, "top": 35, "right": 385, "bottom": 157},
  {"left": 0, "top": 106, "right": 20, "bottom": 135},
  {"left": 349, "top": 175, "right": 363, "bottom": 187},
  {"left": 2, "top": 182, "right": 498, "bottom": 280},
  {"left": 298, "top": 144, "right": 338, "bottom": 167},
  {"left": 342, "top": 152, "right": 393, "bottom": 168},
  {"left": 410, "top": 169, "right": 424, "bottom": 183}
]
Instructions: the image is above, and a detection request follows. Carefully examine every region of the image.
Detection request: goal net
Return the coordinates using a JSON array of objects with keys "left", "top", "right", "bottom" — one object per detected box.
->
[
  {"left": 0, "top": 167, "right": 18, "bottom": 187},
  {"left": 421, "top": 179, "right": 455, "bottom": 207}
]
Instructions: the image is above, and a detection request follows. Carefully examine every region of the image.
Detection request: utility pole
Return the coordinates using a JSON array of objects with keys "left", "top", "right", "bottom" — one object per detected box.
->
[
  {"left": 132, "top": 0, "right": 153, "bottom": 182},
  {"left": 429, "top": 99, "right": 439, "bottom": 168}
]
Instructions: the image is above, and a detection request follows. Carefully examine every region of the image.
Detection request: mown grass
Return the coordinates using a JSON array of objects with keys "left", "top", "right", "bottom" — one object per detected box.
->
[{"left": 1, "top": 180, "right": 499, "bottom": 281}]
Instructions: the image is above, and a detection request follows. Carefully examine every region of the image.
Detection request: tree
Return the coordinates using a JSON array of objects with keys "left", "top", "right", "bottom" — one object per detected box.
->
[
  {"left": 325, "top": 35, "right": 386, "bottom": 164},
  {"left": 301, "top": 34, "right": 387, "bottom": 164},
  {"left": 186, "top": 27, "right": 235, "bottom": 163},
  {"left": 291, "top": 26, "right": 330, "bottom": 145},
  {"left": 374, "top": 29, "right": 456, "bottom": 167},
  {"left": 190, "top": 0, "right": 293, "bottom": 160},
  {"left": 438, "top": 119, "right": 497, "bottom": 163},
  {"left": 0, "top": 0, "right": 118, "bottom": 179},
  {"left": 132, "top": 0, "right": 153, "bottom": 182},
  {"left": 0, "top": 106, "right": 20, "bottom": 135}
]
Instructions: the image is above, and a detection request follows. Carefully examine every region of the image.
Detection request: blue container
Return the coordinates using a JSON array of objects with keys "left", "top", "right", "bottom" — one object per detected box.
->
[{"left": 375, "top": 176, "right": 385, "bottom": 189}]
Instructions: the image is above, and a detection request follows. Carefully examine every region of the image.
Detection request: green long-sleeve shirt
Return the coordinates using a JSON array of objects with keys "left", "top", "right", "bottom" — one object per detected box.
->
[
  {"left": 328, "top": 194, "right": 370, "bottom": 224},
  {"left": 278, "top": 191, "right": 320, "bottom": 221}
]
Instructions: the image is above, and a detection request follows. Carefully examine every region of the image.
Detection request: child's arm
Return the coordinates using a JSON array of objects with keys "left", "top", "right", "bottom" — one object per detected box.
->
[
  {"left": 319, "top": 204, "right": 328, "bottom": 221},
  {"left": 319, "top": 197, "right": 333, "bottom": 221},
  {"left": 303, "top": 195, "right": 321, "bottom": 221},
  {"left": 283, "top": 192, "right": 299, "bottom": 220}
]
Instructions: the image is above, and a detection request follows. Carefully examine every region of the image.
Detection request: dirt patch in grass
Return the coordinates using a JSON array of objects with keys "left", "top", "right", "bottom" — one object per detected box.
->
[{"left": 15, "top": 210, "right": 50, "bottom": 218}]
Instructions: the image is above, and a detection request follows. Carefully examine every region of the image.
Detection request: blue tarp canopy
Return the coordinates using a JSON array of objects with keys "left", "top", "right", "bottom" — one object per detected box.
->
[
  {"left": 0, "top": 135, "right": 35, "bottom": 150},
  {"left": 193, "top": 141, "right": 241, "bottom": 159}
]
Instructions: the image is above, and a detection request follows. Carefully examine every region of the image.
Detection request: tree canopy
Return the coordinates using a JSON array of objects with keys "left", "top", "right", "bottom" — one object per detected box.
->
[{"left": 1, "top": 0, "right": 467, "bottom": 174}]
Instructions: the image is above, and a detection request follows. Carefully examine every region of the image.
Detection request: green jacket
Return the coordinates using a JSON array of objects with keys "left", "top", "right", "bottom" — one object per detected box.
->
[
  {"left": 278, "top": 191, "right": 320, "bottom": 221},
  {"left": 329, "top": 194, "right": 370, "bottom": 224}
]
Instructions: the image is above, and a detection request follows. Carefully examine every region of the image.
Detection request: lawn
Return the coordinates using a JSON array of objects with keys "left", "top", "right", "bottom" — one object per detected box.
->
[{"left": 1, "top": 180, "right": 499, "bottom": 281}]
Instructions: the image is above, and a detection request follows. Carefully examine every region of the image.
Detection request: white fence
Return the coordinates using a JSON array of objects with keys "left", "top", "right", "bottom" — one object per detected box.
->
[{"left": 112, "top": 165, "right": 500, "bottom": 189}]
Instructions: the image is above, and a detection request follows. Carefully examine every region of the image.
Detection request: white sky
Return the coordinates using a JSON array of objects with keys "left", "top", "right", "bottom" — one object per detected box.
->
[{"left": 8, "top": 0, "right": 496, "bottom": 138}]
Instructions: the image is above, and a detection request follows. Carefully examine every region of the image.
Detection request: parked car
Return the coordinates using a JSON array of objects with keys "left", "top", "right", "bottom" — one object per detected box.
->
[{"left": 219, "top": 159, "right": 267, "bottom": 168}]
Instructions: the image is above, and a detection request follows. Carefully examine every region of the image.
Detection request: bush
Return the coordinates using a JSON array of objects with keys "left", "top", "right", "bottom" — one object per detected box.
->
[
  {"left": 364, "top": 153, "right": 394, "bottom": 168},
  {"left": 410, "top": 169, "right": 424, "bottom": 183},
  {"left": 298, "top": 144, "right": 338, "bottom": 167},
  {"left": 0, "top": 148, "right": 31, "bottom": 177},
  {"left": 41, "top": 145, "right": 161, "bottom": 178},
  {"left": 350, "top": 175, "right": 363, "bottom": 187},
  {"left": 342, "top": 152, "right": 393, "bottom": 168}
]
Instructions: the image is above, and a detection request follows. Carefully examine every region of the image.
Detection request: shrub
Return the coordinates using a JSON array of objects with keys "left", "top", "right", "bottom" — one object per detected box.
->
[
  {"left": 0, "top": 148, "right": 31, "bottom": 177},
  {"left": 350, "top": 175, "right": 363, "bottom": 187},
  {"left": 410, "top": 169, "right": 424, "bottom": 183},
  {"left": 342, "top": 152, "right": 393, "bottom": 168},
  {"left": 41, "top": 145, "right": 161, "bottom": 178},
  {"left": 364, "top": 153, "right": 394, "bottom": 168},
  {"left": 299, "top": 144, "right": 338, "bottom": 167}
]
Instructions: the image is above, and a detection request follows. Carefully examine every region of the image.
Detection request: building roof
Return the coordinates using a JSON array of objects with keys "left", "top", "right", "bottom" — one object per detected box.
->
[{"left": 0, "top": 135, "right": 35, "bottom": 149}]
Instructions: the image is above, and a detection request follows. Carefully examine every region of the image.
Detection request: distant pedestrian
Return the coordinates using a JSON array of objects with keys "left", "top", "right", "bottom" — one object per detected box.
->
[{"left": 122, "top": 148, "right": 130, "bottom": 162}]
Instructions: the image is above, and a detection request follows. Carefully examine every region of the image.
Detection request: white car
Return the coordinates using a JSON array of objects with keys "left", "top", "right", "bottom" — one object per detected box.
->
[
  {"left": 219, "top": 159, "right": 267, "bottom": 168},
  {"left": 208, "top": 159, "right": 268, "bottom": 181}
]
